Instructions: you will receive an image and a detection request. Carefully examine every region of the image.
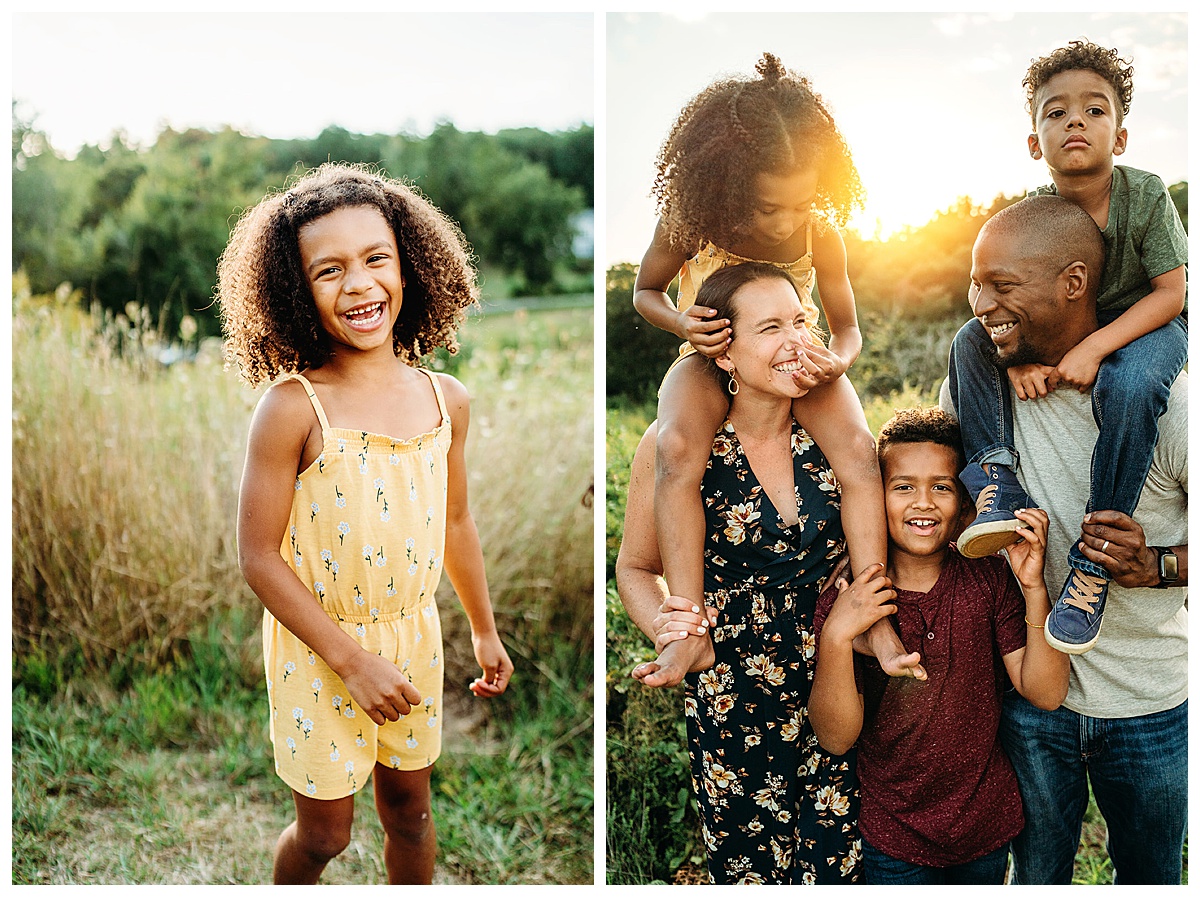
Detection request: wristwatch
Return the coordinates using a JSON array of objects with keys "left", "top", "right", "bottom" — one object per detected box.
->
[{"left": 1152, "top": 546, "right": 1179, "bottom": 588}]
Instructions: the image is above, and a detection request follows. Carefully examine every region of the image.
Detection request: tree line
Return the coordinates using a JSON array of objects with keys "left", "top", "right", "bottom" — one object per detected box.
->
[
  {"left": 12, "top": 108, "right": 594, "bottom": 339},
  {"left": 607, "top": 183, "right": 1187, "bottom": 402}
]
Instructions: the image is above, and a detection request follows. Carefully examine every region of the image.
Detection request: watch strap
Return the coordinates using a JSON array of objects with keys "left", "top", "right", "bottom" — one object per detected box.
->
[{"left": 1152, "top": 546, "right": 1178, "bottom": 588}]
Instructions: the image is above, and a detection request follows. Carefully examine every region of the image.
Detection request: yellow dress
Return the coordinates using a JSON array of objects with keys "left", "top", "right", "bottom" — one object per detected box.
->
[{"left": 263, "top": 370, "right": 447, "bottom": 800}]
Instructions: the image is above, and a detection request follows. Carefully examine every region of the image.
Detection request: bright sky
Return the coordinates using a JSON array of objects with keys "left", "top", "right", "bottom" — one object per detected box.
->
[
  {"left": 606, "top": 11, "right": 1188, "bottom": 265},
  {"left": 12, "top": 12, "right": 594, "bottom": 154}
]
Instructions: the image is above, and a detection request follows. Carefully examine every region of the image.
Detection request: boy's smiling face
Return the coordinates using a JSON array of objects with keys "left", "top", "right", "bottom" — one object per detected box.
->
[
  {"left": 881, "top": 441, "right": 965, "bottom": 559},
  {"left": 1028, "top": 68, "right": 1127, "bottom": 177}
]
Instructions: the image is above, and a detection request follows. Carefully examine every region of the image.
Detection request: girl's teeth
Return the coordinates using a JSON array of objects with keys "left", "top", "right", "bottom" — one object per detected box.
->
[{"left": 346, "top": 304, "right": 382, "bottom": 320}]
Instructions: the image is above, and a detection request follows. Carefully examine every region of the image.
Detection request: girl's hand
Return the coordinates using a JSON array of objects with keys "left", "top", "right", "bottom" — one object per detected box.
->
[
  {"left": 678, "top": 304, "right": 731, "bottom": 356},
  {"left": 792, "top": 341, "right": 846, "bottom": 386},
  {"left": 822, "top": 563, "right": 897, "bottom": 648},
  {"left": 1003, "top": 508, "right": 1049, "bottom": 591},
  {"left": 651, "top": 594, "right": 716, "bottom": 653},
  {"left": 1006, "top": 363, "right": 1056, "bottom": 400},
  {"left": 339, "top": 651, "right": 424, "bottom": 725},
  {"left": 1050, "top": 344, "right": 1103, "bottom": 393},
  {"left": 468, "top": 631, "right": 513, "bottom": 698}
]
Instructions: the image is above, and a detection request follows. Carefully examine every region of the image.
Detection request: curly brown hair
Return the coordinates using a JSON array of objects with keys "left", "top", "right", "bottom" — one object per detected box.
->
[
  {"left": 1023, "top": 39, "right": 1134, "bottom": 127},
  {"left": 217, "top": 162, "right": 479, "bottom": 386},
  {"left": 652, "top": 52, "right": 865, "bottom": 254}
]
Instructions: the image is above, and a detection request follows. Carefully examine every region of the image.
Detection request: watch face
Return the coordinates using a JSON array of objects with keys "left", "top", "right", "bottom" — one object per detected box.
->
[{"left": 1161, "top": 550, "right": 1179, "bottom": 581}]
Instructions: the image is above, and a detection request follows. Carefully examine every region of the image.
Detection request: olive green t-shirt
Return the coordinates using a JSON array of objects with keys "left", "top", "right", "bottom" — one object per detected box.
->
[{"left": 1032, "top": 165, "right": 1188, "bottom": 312}]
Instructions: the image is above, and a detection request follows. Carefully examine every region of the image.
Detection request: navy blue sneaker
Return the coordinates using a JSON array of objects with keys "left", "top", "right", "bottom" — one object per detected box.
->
[
  {"left": 1045, "top": 569, "right": 1108, "bottom": 654},
  {"left": 957, "top": 463, "right": 1037, "bottom": 559}
]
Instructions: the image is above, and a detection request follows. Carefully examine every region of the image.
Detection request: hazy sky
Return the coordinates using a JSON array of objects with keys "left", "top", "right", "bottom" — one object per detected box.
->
[
  {"left": 607, "top": 11, "right": 1188, "bottom": 265},
  {"left": 12, "top": 12, "right": 594, "bottom": 153}
]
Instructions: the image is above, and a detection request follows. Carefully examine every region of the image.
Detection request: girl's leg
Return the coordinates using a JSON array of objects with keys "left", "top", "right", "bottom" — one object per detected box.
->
[
  {"left": 374, "top": 763, "right": 436, "bottom": 884},
  {"left": 654, "top": 354, "right": 729, "bottom": 670},
  {"left": 948, "top": 318, "right": 1036, "bottom": 558},
  {"left": 792, "top": 375, "right": 883, "bottom": 578},
  {"left": 1047, "top": 315, "right": 1188, "bottom": 652},
  {"left": 794, "top": 376, "right": 918, "bottom": 678},
  {"left": 274, "top": 790, "right": 356, "bottom": 884}
]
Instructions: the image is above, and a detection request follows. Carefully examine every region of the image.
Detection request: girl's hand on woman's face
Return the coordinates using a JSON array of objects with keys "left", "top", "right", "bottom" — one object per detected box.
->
[{"left": 793, "top": 341, "right": 846, "bottom": 385}]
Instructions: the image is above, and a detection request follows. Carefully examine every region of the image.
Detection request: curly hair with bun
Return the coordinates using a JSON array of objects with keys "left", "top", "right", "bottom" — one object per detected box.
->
[{"left": 652, "top": 52, "right": 865, "bottom": 254}]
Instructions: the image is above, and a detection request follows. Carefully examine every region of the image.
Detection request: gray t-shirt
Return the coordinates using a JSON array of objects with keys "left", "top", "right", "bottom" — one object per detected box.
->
[{"left": 940, "top": 374, "right": 1188, "bottom": 718}]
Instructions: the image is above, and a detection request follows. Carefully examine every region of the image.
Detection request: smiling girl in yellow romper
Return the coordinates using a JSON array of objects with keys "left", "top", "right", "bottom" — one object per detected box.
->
[{"left": 218, "top": 163, "right": 512, "bottom": 885}]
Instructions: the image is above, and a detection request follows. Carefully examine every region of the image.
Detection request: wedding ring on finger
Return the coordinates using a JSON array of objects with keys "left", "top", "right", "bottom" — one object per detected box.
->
[{"left": 1101, "top": 540, "right": 1109, "bottom": 553}]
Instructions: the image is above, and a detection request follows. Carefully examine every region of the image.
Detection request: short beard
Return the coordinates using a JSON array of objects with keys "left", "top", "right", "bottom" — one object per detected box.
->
[{"left": 985, "top": 337, "right": 1042, "bottom": 370}]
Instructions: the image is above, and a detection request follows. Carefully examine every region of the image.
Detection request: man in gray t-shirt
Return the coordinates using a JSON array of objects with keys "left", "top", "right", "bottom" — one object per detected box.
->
[{"left": 941, "top": 194, "right": 1187, "bottom": 885}]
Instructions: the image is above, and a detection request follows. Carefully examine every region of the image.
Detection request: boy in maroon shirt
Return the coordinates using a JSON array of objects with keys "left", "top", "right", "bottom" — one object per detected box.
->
[{"left": 809, "top": 408, "right": 1070, "bottom": 884}]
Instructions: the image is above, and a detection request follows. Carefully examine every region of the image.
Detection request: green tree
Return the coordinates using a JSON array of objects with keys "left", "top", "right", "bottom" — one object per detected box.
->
[{"left": 605, "top": 263, "right": 679, "bottom": 401}]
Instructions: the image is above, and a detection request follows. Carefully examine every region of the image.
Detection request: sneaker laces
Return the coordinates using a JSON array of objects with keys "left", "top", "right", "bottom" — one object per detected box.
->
[
  {"left": 1062, "top": 571, "right": 1106, "bottom": 614},
  {"left": 976, "top": 484, "right": 998, "bottom": 514}
]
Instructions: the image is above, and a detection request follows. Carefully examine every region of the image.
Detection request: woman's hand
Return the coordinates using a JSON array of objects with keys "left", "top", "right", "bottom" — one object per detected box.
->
[
  {"left": 678, "top": 304, "right": 731, "bottom": 356},
  {"left": 650, "top": 594, "right": 716, "bottom": 653},
  {"left": 468, "top": 631, "right": 514, "bottom": 698},
  {"left": 338, "top": 651, "right": 424, "bottom": 726}
]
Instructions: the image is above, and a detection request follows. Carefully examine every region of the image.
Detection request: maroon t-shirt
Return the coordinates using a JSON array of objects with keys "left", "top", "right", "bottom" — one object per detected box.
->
[{"left": 814, "top": 550, "right": 1026, "bottom": 867}]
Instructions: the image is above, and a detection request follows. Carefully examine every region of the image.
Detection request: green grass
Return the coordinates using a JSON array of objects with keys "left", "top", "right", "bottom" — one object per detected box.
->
[
  {"left": 12, "top": 282, "right": 593, "bottom": 884},
  {"left": 11, "top": 586, "right": 592, "bottom": 886}
]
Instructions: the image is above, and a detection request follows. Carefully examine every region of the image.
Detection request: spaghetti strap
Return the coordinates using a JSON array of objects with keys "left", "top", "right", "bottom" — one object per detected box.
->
[
  {"left": 291, "top": 373, "right": 331, "bottom": 431},
  {"left": 805, "top": 220, "right": 812, "bottom": 257},
  {"left": 422, "top": 368, "right": 450, "bottom": 427}
]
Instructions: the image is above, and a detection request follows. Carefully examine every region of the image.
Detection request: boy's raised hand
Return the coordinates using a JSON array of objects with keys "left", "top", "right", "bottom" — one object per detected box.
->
[
  {"left": 1003, "top": 508, "right": 1049, "bottom": 591},
  {"left": 678, "top": 304, "right": 732, "bottom": 356},
  {"left": 1050, "top": 343, "right": 1103, "bottom": 393}
]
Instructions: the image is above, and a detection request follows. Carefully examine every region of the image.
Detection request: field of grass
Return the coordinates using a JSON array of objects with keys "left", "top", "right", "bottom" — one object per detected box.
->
[{"left": 12, "top": 276, "right": 594, "bottom": 885}]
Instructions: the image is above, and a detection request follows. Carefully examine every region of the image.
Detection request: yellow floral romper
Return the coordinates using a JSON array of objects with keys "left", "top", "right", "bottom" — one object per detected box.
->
[{"left": 263, "top": 370, "right": 447, "bottom": 800}]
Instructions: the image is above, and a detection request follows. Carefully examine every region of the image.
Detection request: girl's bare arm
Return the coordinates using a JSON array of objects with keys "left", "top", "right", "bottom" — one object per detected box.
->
[
  {"left": 438, "top": 374, "right": 513, "bottom": 698},
  {"left": 811, "top": 225, "right": 862, "bottom": 371}
]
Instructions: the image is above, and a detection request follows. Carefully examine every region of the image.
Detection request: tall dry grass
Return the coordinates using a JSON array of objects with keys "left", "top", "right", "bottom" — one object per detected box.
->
[{"left": 12, "top": 275, "right": 593, "bottom": 680}]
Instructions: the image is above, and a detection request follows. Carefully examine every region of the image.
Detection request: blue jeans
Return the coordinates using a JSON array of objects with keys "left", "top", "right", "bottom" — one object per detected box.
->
[
  {"left": 947, "top": 312, "right": 1187, "bottom": 578},
  {"left": 999, "top": 691, "right": 1188, "bottom": 885},
  {"left": 862, "top": 838, "right": 1009, "bottom": 884}
]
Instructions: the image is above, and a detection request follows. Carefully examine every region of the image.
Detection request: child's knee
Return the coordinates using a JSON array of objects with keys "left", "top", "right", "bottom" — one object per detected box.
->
[
  {"left": 837, "top": 428, "right": 881, "bottom": 485},
  {"left": 376, "top": 771, "right": 434, "bottom": 841},
  {"left": 295, "top": 821, "right": 353, "bottom": 863}
]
